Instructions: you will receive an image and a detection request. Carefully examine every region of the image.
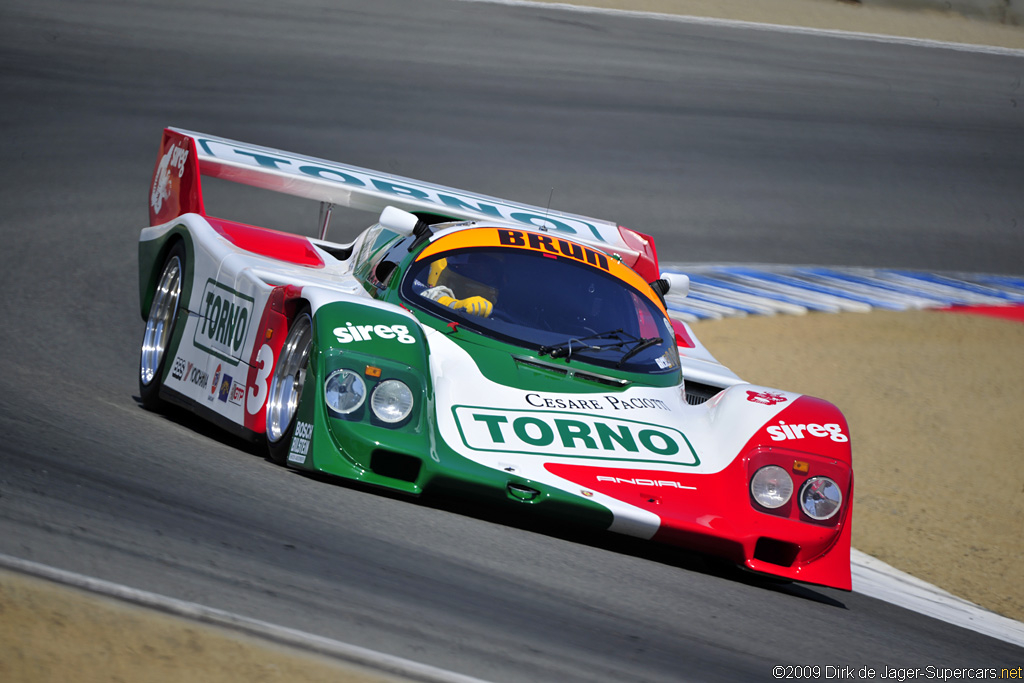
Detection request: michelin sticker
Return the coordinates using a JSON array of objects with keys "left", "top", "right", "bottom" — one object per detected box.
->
[{"left": 454, "top": 407, "right": 698, "bottom": 465}]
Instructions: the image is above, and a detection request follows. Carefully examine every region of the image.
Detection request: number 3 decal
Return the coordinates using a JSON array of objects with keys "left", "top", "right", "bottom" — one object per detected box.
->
[{"left": 247, "top": 343, "right": 273, "bottom": 415}]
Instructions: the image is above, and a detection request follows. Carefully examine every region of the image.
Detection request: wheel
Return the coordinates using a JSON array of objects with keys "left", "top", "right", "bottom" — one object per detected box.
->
[
  {"left": 139, "top": 242, "right": 185, "bottom": 410},
  {"left": 265, "top": 309, "right": 313, "bottom": 465}
]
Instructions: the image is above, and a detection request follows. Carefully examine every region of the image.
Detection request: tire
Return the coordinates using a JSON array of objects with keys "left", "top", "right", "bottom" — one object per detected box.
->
[
  {"left": 265, "top": 309, "right": 313, "bottom": 465},
  {"left": 139, "top": 242, "right": 185, "bottom": 410}
]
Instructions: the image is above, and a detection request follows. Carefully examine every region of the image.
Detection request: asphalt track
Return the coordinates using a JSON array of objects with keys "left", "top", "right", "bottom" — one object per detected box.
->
[{"left": 1, "top": 0, "right": 1022, "bottom": 681}]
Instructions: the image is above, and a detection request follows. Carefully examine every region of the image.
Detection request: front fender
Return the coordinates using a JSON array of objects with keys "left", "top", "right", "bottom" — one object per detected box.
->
[{"left": 291, "top": 301, "right": 434, "bottom": 491}]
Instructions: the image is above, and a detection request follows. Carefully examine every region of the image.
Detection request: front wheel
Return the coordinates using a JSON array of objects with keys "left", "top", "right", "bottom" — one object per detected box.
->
[
  {"left": 266, "top": 309, "right": 313, "bottom": 465},
  {"left": 139, "top": 242, "right": 185, "bottom": 410}
]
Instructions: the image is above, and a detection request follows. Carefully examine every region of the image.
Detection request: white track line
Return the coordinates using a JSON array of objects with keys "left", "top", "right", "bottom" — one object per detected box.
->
[
  {"left": 851, "top": 549, "right": 1024, "bottom": 648},
  {"left": 3, "top": 550, "right": 1022, "bottom": 656},
  {"left": 453, "top": 0, "right": 1024, "bottom": 57},
  {"left": 0, "top": 553, "right": 490, "bottom": 683}
]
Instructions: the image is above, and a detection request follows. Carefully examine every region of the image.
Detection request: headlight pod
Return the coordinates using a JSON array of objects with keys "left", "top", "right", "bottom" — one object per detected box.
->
[
  {"left": 371, "top": 379, "right": 414, "bottom": 424},
  {"left": 324, "top": 369, "right": 366, "bottom": 415},
  {"left": 750, "top": 465, "right": 793, "bottom": 509},
  {"left": 799, "top": 476, "right": 843, "bottom": 520}
]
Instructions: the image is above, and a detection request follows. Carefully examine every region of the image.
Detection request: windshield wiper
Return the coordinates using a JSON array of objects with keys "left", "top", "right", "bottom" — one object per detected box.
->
[
  {"left": 539, "top": 329, "right": 663, "bottom": 364},
  {"left": 616, "top": 336, "right": 663, "bottom": 367},
  {"left": 538, "top": 329, "right": 626, "bottom": 360}
]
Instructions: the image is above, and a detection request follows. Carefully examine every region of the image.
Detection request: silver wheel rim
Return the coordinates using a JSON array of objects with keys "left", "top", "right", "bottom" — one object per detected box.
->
[
  {"left": 266, "top": 312, "right": 312, "bottom": 443},
  {"left": 140, "top": 255, "right": 182, "bottom": 386}
]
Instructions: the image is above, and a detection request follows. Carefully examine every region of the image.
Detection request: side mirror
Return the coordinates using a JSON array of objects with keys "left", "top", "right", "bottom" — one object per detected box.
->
[
  {"left": 649, "top": 272, "right": 690, "bottom": 300},
  {"left": 660, "top": 272, "right": 689, "bottom": 298},
  {"left": 379, "top": 206, "right": 422, "bottom": 236}
]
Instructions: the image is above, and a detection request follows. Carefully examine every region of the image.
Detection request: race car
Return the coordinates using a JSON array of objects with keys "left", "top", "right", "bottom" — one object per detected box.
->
[{"left": 139, "top": 128, "right": 854, "bottom": 590}]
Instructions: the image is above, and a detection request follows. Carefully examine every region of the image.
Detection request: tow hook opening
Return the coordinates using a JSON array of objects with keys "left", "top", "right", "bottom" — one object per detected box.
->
[
  {"left": 753, "top": 537, "right": 800, "bottom": 567},
  {"left": 506, "top": 482, "right": 542, "bottom": 503}
]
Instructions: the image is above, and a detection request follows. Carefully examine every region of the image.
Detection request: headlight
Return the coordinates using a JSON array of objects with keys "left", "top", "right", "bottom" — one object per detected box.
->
[
  {"left": 799, "top": 476, "right": 843, "bottom": 520},
  {"left": 750, "top": 465, "right": 793, "bottom": 509},
  {"left": 371, "top": 379, "right": 414, "bottom": 424},
  {"left": 324, "top": 369, "right": 366, "bottom": 415}
]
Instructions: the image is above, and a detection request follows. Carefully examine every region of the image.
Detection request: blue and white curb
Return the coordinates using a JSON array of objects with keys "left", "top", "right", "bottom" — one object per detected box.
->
[{"left": 662, "top": 265, "right": 1024, "bottom": 322}]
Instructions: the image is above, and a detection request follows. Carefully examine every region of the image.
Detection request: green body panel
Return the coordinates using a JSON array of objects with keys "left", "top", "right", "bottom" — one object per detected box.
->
[{"left": 288, "top": 300, "right": 614, "bottom": 528}]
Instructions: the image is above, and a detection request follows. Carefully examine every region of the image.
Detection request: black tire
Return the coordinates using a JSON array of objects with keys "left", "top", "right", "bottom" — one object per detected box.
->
[
  {"left": 139, "top": 241, "right": 185, "bottom": 410},
  {"left": 265, "top": 308, "right": 313, "bottom": 465}
]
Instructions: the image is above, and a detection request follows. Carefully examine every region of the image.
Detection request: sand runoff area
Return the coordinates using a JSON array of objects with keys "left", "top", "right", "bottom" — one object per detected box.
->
[{"left": 3, "top": 2, "right": 1023, "bottom": 681}]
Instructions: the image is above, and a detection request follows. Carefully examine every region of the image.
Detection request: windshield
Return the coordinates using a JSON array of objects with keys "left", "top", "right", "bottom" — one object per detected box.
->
[{"left": 400, "top": 243, "right": 679, "bottom": 374}]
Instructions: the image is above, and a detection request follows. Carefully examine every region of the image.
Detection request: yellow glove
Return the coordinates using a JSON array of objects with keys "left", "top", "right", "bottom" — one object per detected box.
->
[{"left": 438, "top": 295, "right": 493, "bottom": 317}]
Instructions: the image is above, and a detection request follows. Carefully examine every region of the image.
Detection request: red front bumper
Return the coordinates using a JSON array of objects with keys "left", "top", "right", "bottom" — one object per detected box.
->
[{"left": 547, "top": 450, "right": 854, "bottom": 591}]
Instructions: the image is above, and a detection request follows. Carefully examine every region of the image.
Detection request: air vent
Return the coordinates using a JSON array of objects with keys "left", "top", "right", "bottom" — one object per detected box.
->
[
  {"left": 684, "top": 381, "right": 723, "bottom": 405},
  {"left": 514, "top": 356, "right": 629, "bottom": 387},
  {"left": 370, "top": 450, "right": 421, "bottom": 483},
  {"left": 515, "top": 357, "right": 568, "bottom": 376},
  {"left": 571, "top": 370, "right": 629, "bottom": 388}
]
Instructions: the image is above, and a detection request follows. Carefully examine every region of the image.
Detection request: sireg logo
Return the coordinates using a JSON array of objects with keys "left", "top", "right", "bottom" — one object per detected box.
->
[
  {"left": 766, "top": 420, "right": 848, "bottom": 443},
  {"left": 334, "top": 322, "right": 415, "bottom": 345}
]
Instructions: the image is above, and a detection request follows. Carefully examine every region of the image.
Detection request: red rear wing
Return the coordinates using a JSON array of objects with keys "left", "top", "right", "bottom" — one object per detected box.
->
[{"left": 148, "top": 128, "right": 661, "bottom": 278}]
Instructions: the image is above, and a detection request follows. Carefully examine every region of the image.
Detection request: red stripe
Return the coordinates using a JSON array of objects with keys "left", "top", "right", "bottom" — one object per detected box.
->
[{"left": 939, "top": 304, "right": 1024, "bottom": 323}]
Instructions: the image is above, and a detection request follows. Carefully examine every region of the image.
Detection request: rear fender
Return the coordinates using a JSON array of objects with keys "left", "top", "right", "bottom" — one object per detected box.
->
[{"left": 138, "top": 227, "right": 195, "bottom": 319}]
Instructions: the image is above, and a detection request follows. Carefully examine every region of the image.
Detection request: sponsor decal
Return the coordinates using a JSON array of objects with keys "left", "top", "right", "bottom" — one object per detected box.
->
[
  {"left": 497, "top": 229, "right": 609, "bottom": 271},
  {"left": 150, "top": 140, "right": 189, "bottom": 213},
  {"left": 603, "top": 395, "right": 670, "bottom": 412},
  {"left": 333, "top": 322, "right": 415, "bottom": 345},
  {"left": 526, "top": 393, "right": 605, "bottom": 411},
  {"left": 185, "top": 361, "right": 208, "bottom": 389},
  {"left": 454, "top": 406, "right": 699, "bottom": 465},
  {"left": 766, "top": 420, "right": 848, "bottom": 443},
  {"left": 288, "top": 421, "right": 313, "bottom": 464},
  {"left": 194, "top": 279, "right": 254, "bottom": 365},
  {"left": 525, "top": 393, "right": 671, "bottom": 412},
  {"left": 170, "top": 356, "right": 186, "bottom": 381},
  {"left": 595, "top": 476, "right": 696, "bottom": 490},
  {"left": 747, "top": 390, "right": 788, "bottom": 406},
  {"left": 228, "top": 381, "right": 245, "bottom": 406},
  {"left": 218, "top": 374, "right": 233, "bottom": 403},
  {"left": 193, "top": 135, "right": 609, "bottom": 241},
  {"left": 209, "top": 364, "right": 222, "bottom": 401}
]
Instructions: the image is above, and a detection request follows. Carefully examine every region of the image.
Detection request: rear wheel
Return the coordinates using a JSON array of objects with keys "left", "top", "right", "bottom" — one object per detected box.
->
[
  {"left": 139, "top": 242, "right": 185, "bottom": 410},
  {"left": 266, "top": 309, "right": 313, "bottom": 465}
]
